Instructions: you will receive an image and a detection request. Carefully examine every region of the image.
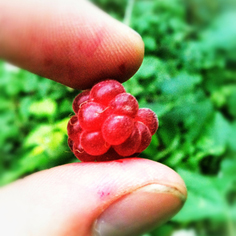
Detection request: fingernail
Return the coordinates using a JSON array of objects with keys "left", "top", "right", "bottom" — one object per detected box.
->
[{"left": 93, "top": 184, "right": 186, "bottom": 236}]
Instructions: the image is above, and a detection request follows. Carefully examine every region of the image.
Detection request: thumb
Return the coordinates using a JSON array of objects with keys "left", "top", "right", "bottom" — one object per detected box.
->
[{"left": 0, "top": 158, "right": 186, "bottom": 236}]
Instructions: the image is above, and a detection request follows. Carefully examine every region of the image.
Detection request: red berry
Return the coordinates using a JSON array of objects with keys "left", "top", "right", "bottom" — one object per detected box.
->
[
  {"left": 113, "top": 124, "right": 141, "bottom": 156},
  {"left": 68, "top": 138, "right": 74, "bottom": 151},
  {"left": 67, "top": 115, "right": 82, "bottom": 141},
  {"left": 96, "top": 147, "right": 123, "bottom": 162},
  {"left": 72, "top": 90, "right": 90, "bottom": 114},
  {"left": 90, "top": 80, "right": 125, "bottom": 106},
  {"left": 135, "top": 121, "right": 152, "bottom": 153},
  {"left": 80, "top": 130, "right": 110, "bottom": 156},
  {"left": 135, "top": 108, "right": 159, "bottom": 135},
  {"left": 109, "top": 93, "right": 139, "bottom": 118},
  {"left": 78, "top": 102, "right": 110, "bottom": 132},
  {"left": 102, "top": 114, "right": 134, "bottom": 145},
  {"left": 67, "top": 80, "right": 159, "bottom": 162},
  {"left": 73, "top": 141, "right": 96, "bottom": 162}
]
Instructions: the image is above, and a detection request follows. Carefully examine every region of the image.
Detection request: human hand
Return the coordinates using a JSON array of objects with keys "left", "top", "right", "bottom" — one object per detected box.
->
[{"left": 0, "top": 0, "right": 187, "bottom": 236}]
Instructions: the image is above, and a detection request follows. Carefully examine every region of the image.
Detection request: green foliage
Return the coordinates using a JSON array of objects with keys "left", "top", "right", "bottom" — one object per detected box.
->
[
  {"left": 173, "top": 158, "right": 236, "bottom": 223},
  {"left": 0, "top": 63, "right": 77, "bottom": 185},
  {"left": 1, "top": 0, "right": 236, "bottom": 235},
  {"left": 93, "top": 0, "right": 236, "bottom": 235}
]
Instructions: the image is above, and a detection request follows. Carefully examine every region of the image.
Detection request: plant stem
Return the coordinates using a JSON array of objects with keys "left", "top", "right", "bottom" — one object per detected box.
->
[
  {"left": 226, "top": 213, "right": 235, "bottom": 236},
  {"left": 123, "top": 0, "right": 135, "bottom": 26}
]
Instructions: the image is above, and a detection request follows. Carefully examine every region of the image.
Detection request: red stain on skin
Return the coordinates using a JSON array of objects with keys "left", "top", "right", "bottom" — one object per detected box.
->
[
  {"left": 41, "top": 42, "right": 54, "bottom": 67},
  {"left": 118, "top": 63, "right": 126, "bottom": 74},
  {"left": 96, "top": 184, "right": 113, "bottom": 200},
  {"left": 43, "top": 48, "right": 53, "bottom": 67},
  {"left": 114, "top": 159, "right": 124, "bottom": 163},
  {"left": 98, "top": 190, "right": 111, "bottom": 199},
  {"left": 66, "top": 61, "right": 77, "bottom": 81},
  {"left": 97, "top": 187, "right": 113, "bottom": 200},
  {"left": 44, "top": 57, "right": 53, "bottom": 67},
  {"left": 77, "top": 26, "right": 105, "bottom": 58},
  {"left": 35, "top": 24, "right": 106, "bottom": 86}
]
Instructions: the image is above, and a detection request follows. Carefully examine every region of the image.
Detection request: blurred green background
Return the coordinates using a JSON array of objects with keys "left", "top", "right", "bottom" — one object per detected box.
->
[{"left": 0, "top": 0, "right": 236, "bottom": 235}]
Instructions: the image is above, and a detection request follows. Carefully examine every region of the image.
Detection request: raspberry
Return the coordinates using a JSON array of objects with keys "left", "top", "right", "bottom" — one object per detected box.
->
[
  {"left": 135, "top": 121, "right": 152, "bottom": 153},
  {"left": 90, "top": 80, "right": 125, "bottom": 106},
  {"left": 102, "top": 115, "right": 134, "bottom": 145},
  {"left": 73, "top": 141, "right": 97, "bottom": 162},
  {"left": 109, "top": 93, "right": 139, "bottom": 118},
  {"left": 96, "top": 147, "right": 123, "bottom": 162},
  {"left": 68, "top": 138, "right": 74, "bottom": 151},
  {"left": 67, "top": 115, "right": 82, "bottom": 141},
  {"left": 78, "top": 102, "right": 110, "bottom": 131},
  {"left": 67, "top": 79, "right": 159, "bottom": 162},
  {"left": 135, "top": 108, "right": 158, "bottom": 135},
  {"left": 72, "top": 90, "right": 90, "bottom": 114},
  {"left": 80, "top": 130, "right": 110, "bottom": 155},
  {"left": 113, "top": 124, "right": 141, "bottom": 156}
]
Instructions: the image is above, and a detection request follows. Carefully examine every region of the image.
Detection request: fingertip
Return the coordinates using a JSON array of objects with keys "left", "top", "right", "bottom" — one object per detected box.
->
[
  {"left": 0, "top": 158, "right": 186, "bottom": 236},
  {"left": 0, "top": 0, "right": 144, "bottom": 89},
  {"left": 119, "top": 32, "right": 144, "bottom": 84},
  {"left": 62, "top": 14, "right": 145, "bottom": 89},
  {"left": 106, "top": 26, "right": 145, "bottom": 85}
]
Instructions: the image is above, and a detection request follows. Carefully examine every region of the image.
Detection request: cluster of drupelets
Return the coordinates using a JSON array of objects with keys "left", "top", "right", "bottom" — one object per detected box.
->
[{"left": 67, "top": 80, "right": 158, "bottom": 162}]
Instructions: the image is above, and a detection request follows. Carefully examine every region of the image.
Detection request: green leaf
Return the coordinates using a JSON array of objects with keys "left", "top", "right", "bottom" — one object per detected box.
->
[
  {"left": 24, "top": 124, "right": 53, "bottom": 147},
  {"left": 227, "top": 89, "right": 236, "bottom": 118},
  {"left": 143, "top": 36, "right": 157, "bottom": 51},
  {"left": 220, "top": 157, "right": 236, "bottom": 181},
  {"left": 201, "top": 11, "right": 236, "bottom": 50},
  {"left": 160, "top": 72, "right": 201, "bottom": 96},
  {"left": 55, "top": 117, "right": 70, "bottom": 134},
  {"left": 173, "top": 169, "right": 227, "bottom": 222},
  {"left": 134, "top": 56, "right": 162, "bottom": 79},
  {"left": 29, "top": 98, "right": 57, "bottom": 117},
  {"left": 196, "top": 112, "right": 231, "bottom": 156},
  {"left": 123, "top": 78, "right": 144, "bottom": 97},
  {"left": 228, "top": 122, "right": 236, "bottom": 152}
]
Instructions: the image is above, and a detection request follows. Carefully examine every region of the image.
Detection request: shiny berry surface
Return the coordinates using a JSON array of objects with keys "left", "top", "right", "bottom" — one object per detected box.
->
[
  {"left": 78, "top": 102, "right": 109, "bottom": 132},
  {"left": 80, "top": 130, "right": 110, "bottom": 156},
  {"left": 113, "top": 124, "right": 141, "bottom": 156},
  {"left": 135, "top": 108, "right": 158, "bottom": 135},
  {"left": 67, "top": 80, "right": 159, "bottom": 162},
  {"left": 90, "top": 80, "right": 125, "bottom": 106},
  {"left": 102, "top": 115, "right": 134, "bottom": 145},
  {"left": 109, "top": 93, "right": 138, "bottom": 118},
  {"left": 72, "top": 90, "right": 90, "bottom": 114}
]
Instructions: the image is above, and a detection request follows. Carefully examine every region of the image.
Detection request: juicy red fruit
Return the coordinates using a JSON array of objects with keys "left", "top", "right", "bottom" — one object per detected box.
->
[
  {"left": 109, "top": 93, "right": 139, "bottom": 118},
  {"left": 90, "top": 80, "right": 125, "bottom": 106},
  {"left": 67, "top": 79, "right": 159, "bottom": 162},
  {"left": 78, "top": 102, "right": 110, "bottom": 131},
  {"left": 135, "top": 108, "right": 158, "bottom": 135},
  {"left": 102, "top": 114, "right": 134, "bottom": 145},
  {"left": 67, "top": 115, "right": 82, "bottom": 141},
  {"left": 135, "top": 121, "right": 152, "bottom": 153},
  {"left": 80, "top": 131, "right": 110, "bottom": 156},
  {"left": 113, "top": 124, "right": 141, "bottom": 156},
  {"left": 72, "top": 90, "right": 90, "bottom": 114}
]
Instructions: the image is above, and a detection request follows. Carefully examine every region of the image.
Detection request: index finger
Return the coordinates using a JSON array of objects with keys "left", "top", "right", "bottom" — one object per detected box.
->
[{"left": 0, "top": 0, "right": 144, "bottom": 89}]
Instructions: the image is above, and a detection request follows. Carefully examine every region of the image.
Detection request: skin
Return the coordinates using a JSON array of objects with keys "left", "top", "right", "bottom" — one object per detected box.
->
[
  {"left": 0, "top": 0, "right": 144, "bottom": 89},
  {"left": 0, "top": 0, "right": 187, "bottom": 235}
]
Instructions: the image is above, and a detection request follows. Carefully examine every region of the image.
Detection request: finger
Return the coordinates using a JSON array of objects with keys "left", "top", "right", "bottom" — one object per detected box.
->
[
  {"left": 0, "top": 0, "right": 144, "bottom": 89},
  {"left": 0, "top": 158, "right": 187, "bottom": 236}
]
